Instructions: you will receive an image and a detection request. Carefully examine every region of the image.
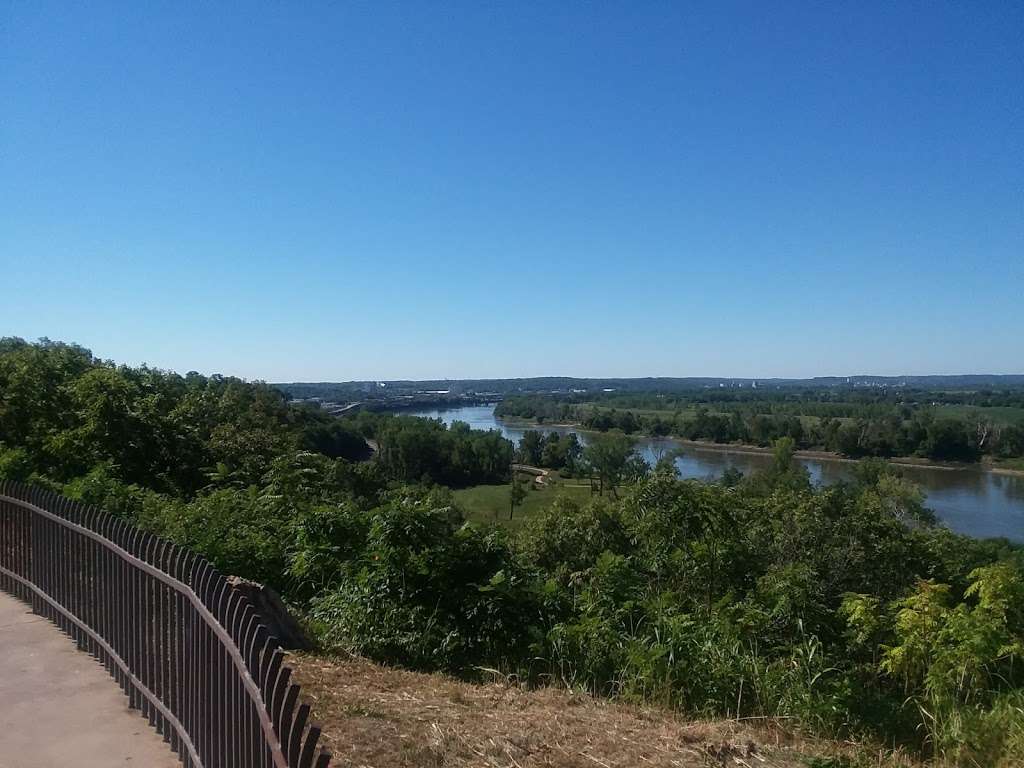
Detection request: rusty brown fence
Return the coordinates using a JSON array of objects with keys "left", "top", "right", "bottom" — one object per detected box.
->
[{"left": 0, "top": 480, "right": 331, "bottom": 768}]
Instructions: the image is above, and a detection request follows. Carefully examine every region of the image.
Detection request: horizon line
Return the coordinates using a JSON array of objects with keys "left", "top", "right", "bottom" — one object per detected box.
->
[{"left": 272, "top": 373, "right": 1024, "bottom": 385}]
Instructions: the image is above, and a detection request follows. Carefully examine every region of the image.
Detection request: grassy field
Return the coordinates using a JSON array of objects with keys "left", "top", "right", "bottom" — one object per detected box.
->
[
  {"left": 576, "top": 404, "right": 704, "bottom": 418},
  {"left": 454, "top": 477, "right": 594, "bottom": 528},
  {"left": 934, "top": 404, "right": 1024, "bottom": 425}
]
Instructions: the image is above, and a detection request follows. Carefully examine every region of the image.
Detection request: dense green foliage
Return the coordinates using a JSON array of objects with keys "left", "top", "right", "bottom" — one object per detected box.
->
[
  {"left": 514, "top": 430, "right": 582, "bottom": 471},
  {"left": 496, "top": 391, "right": 1024, "bottom": 462},
  {"left": 3, "top": 339, "right": 1023, "bottom": 766},
  {"left": 0, "top": 338, "right": 511, "bottom": 494},
  {"left": 370, "top": 414, "right": 512, "bottom": 487}
]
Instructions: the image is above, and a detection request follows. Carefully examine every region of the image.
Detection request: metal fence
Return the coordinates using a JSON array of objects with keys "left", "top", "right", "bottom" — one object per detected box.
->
[{"left": 0, "top": 480, "right": 331, "bottom": 768}]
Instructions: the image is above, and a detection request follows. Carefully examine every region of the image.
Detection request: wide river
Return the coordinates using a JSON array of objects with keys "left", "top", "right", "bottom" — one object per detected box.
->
[{"left": 410, "top": 404, "right": 1024, "bottom": 542}]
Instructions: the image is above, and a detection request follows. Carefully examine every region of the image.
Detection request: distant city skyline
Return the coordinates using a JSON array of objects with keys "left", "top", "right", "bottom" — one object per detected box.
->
[{"left": 2, "top": 2, "right": 1021, "bottom": 381}]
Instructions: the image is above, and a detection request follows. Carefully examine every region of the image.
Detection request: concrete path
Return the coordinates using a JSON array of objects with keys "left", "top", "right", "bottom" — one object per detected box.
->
[{"left": 0, "top": 591, "right": 180, "bottom": 768}]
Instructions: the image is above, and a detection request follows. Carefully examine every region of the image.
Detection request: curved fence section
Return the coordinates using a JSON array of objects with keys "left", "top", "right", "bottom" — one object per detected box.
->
[{"left": 0, "top": 480, "right": 331, "bottom": 768}]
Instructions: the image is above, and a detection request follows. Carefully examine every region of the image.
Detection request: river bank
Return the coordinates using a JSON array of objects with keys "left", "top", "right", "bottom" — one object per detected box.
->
[
  {"left": 674, "top": 439, "right": 1024, "bottom": 477},
  {"left": 496, "top": 415, "right": 1024, "bottom": 478},
  {"left": 410, "top": 404, "right": 1024, "bottom": 541}
]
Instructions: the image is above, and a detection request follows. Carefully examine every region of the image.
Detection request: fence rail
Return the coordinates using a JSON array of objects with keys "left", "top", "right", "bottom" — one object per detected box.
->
[{"left": 0, "top": 480, "right": 331, "bottom": 768}]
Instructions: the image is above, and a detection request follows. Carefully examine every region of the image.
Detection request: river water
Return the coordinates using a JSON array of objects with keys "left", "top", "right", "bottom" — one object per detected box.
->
[{"left": 410, "top": 404, "right": 1024, "bottom": 542}]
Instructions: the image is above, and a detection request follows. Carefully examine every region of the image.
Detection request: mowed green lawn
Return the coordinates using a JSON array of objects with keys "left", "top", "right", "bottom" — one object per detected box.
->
[{"left": 454, "top": 479, "right": 594, "bottom": 528}]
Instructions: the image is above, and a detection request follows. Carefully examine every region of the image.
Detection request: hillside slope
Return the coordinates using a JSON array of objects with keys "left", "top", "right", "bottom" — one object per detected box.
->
[{"left": 289, "top": 654, "right": 908, "bottom": 768}]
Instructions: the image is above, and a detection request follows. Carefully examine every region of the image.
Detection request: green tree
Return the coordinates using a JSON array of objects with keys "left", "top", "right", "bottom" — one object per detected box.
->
[
  {"left": 509, "top": 475, "right": 528, "bottom": 520},
  {"left": 582, "top": 430, "right": 636, "bottom": 497},
  {"left": 517, "top": 430, "right": 544, "bottom": 465}
]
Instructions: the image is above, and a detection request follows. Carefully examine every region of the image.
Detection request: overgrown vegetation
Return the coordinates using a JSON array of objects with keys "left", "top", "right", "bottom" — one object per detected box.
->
[{"left": 2, "top": 339, "right": 1022, "bottom": 766}]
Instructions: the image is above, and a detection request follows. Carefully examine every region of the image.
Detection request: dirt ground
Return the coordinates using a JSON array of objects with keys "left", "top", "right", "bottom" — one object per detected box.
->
[{"left": 288, "top": 654, "right": 891, "bottom": 768}]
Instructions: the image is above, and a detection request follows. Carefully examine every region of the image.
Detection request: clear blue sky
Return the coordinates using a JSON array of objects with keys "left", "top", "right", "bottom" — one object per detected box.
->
[{"left": 2, "top": 2, "right": 1021, "bottom": 381}]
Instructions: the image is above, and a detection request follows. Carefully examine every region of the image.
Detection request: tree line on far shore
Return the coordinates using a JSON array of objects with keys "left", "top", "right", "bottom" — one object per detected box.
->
[{"left": 496, "top": 394, "right": 1024, "bottom": 462}]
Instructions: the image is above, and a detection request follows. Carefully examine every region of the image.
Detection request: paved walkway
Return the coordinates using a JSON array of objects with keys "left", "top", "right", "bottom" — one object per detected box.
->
[{"left": 0, "top": 592, "right": 179, "bottom": 768}]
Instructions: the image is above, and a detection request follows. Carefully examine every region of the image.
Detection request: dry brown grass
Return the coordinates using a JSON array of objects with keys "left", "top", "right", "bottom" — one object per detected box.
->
[{"left": 288, "top": 653, "right": 902, "bottom": 768}]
